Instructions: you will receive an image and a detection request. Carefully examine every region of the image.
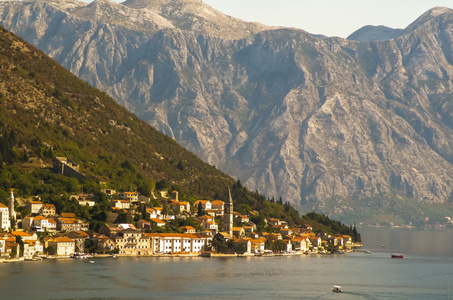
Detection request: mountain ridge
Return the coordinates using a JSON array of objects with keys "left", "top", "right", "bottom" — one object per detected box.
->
[{"left": 2, "top": 2, "right": 453, "bottom": 224}]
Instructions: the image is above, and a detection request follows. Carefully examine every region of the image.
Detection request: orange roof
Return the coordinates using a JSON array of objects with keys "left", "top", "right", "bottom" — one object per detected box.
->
[
  {"left": 150, "top": 218, "right": 165, "bottom": 224},
  {"left": 50, "top": 237, "right": 75, "bottom": 243},
  {"left": 28, "top": 200, "right": 43, "bottom": 204},
  {"left": 194, "top": 200, "right": 210, "bottom": 204},
  {"left": 11, "top": 231, "right": 32, "bottom": 237},
  {"left": 0, "top": 203, "right": 7, "bottom": 208},
  {"left": 60, "top": 213, "right": 77, "bottom": 218},
  {"left": 211, "top": 200, "right": 224, "bottom": 205},
  {"left": 147, "top": 207, "right": 162, "bottom": 211},
  {"left": 42, "top": 204, "right": 56, "bottom": 209},
  {"left": 180, "top": 226, "right": 195, "bottom": 230},
  {"left": 145, "top": 233, "right": 200, "bottom": 239}
]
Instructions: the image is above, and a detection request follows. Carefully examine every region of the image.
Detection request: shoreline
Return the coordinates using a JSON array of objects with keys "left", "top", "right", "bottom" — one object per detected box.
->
[{"left": 2, "top": 250, "right": 360, "bottom": 262}]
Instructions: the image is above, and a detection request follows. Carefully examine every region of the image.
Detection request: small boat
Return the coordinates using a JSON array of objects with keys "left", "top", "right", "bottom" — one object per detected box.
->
[
  {"left": 332, "top": 285, "right": 342, "bottom": 293},
  {"left": 89, "top": 260, "right": 95, "bottom": 263},
  {"left": 365, "top": 250, "right": 371, "bottom": 254},
  {"left": 391, "top": 253, "right": 404, "bottom": 258},
  {"left": 71, "top": 253, "right": 88, "bottom": 259}
]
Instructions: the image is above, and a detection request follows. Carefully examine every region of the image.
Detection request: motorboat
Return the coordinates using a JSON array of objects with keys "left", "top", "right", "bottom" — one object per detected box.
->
[
  {"left": 391, "top": 253, "right": 404, "bottom": 258},
  {"left": 71, "top": 253, "right": 88, "bottom": 259},
  {"left": 332, "top": 285, "right": 342, "bottom": 293}
]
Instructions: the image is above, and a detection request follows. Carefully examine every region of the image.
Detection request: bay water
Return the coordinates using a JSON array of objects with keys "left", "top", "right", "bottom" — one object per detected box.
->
[{"left": 1, "top": 227, "right": 453, "bottom": 299}]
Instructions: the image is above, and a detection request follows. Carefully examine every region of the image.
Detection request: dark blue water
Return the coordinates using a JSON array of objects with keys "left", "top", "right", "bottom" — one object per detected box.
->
[{"left": 1, "top": 227, "right": 452, "bottom": 299}]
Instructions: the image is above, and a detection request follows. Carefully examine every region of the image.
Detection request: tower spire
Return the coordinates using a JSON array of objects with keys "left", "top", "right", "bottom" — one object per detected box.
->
[
  {"left": 9, "top": 189, "right": 16, "bottom": 222},
  {"left": 224, "top": 188, "right": 234, "bottom": 237}
]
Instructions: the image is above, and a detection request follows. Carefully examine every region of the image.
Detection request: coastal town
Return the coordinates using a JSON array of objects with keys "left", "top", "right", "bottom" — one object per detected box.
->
[{"left": 0, "top": 158, "right": 360, "bottom": 261}]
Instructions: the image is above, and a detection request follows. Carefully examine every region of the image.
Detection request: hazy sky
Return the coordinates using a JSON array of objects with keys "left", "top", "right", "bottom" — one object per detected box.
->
[{"left": 85, "top": 0, "right": 453, "bottom": 38}]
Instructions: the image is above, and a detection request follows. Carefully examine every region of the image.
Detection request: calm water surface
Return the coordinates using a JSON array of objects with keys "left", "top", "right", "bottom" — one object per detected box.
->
[{"left": 1, "top": 227, "right": 453, "bottom": 299}]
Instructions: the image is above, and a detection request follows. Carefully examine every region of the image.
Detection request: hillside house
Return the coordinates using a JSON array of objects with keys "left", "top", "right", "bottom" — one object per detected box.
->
[
  {"left": 111, "top": 199, "right": 131, "bottom": 210},
  {"left": 22, "top": 216, "right": 57, "bottom": 233},
  {"left": 26, "top": 200, "right": 43, "bottom": 215},
  {"left": 168, "top": 200, "right": 190, "bottom": 213},
  {"left": 150, "top": 218, "right": 166, "bottom": 227},
  {"left": 39, "top": 204, "right": 56, "bottom": 217},
  {"left": 119, "top": 192, "right": 139, "bottom": 203},
  {"left": 232, "top": 227, "right": 246, "bottom": 238},
  {"left": 180, "top": 226, "right": 196, "bottom": 233},
  {"left": 145, "top": 207, "right": 162, "bottom": 219},
  {"left": 57, "top": 218, "right": 89, "bottom": 232},
  {"left": 194, "top": 200, "right": 211, "bottom": 211},
  {"left": 137, "top": 220, "right": 151, "bottom": 229}
]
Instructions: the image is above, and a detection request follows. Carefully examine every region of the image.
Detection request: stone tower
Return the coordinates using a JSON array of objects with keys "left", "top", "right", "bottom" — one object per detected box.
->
[
  {"left": 224, "top": 188, "right": 234, "bottom": 237},
  {"left": 9, "top": 189, "right": 16, "bottom": 222}
]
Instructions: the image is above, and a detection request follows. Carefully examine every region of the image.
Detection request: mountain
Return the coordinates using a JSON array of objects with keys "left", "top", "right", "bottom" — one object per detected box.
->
[
  {"left": 347, "top": 25, "right": 404, "bottom": 42},
  {"left": 3, "top": 1, "right": 453, "bottom": 224}
]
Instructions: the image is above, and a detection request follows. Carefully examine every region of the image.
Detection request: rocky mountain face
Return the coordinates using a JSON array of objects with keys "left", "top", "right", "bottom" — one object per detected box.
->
[{"left": 3, "top": 1, "right": 453, "bottom": 223}]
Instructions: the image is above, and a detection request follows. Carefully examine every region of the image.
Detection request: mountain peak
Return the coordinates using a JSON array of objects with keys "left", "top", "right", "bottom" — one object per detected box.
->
[
  {"left": 404, "top": 6, "right": 453, "bottom": 33},
  {"left": 122, "top": 0, "right": 268, "bottom": 39},
  {"left": 347, "top": 25, "right": 403, "bottom": 42}
]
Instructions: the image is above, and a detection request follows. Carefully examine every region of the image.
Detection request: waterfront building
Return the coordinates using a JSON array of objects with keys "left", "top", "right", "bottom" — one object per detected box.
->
[
  {"left": 11, "top": 231, "right": 42, "bottom": 258},
  {"left": 114, "top": 228, "right": 152, "bottom": 256},
  {"left": 47, "top": 237, "right": 75, "bottom": 256},
  {"left": 145, "top": 233, "right": 211, "bottom": 254},
  {"left": 232, "top": 239, "right": 251, "bottom": 254},
  {"left": 56, "top": 231, "right": 90, "bottom": 252}
]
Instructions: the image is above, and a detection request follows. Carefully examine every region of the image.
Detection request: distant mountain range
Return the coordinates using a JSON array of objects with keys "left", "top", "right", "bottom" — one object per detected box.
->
[{"left": 3, "top": 1, "right": 453, "bottom": 224}]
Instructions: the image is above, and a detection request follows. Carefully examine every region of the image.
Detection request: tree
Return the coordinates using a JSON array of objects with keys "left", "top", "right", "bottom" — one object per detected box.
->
[
  {"left": 197, "top": 202, "right": 204, "bottom": 216},
  {"left": 161, "top": 204, "right": 170, "bottom": 219},
  {"left": 272, "top": 240, "right": 287, "bottom": 253}
]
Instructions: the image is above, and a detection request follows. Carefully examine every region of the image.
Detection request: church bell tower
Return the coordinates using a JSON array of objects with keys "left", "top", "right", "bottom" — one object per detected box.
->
[
  {"left": 224, "top": 188, "right": 234, "bottom": 237},
  {"left": 9, "top": 189, "right": 16, "bottom": 222}
]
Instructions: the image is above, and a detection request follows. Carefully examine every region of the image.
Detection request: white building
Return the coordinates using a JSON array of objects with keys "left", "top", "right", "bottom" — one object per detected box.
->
[
  {"left": 115, "top": 230, "right": 152, "bottom": 256},
  {"left": 23, "top": 216, "right": 57, "bottom": 233},
  {"left": 0, "top": 203, "right": 10, "bottom": 231},
  {"left": 119, "top": 192, "right": 138, "bottom": 202},
  {"left": 194, "top": 200, "right": 212, "bottom": 211},
  {"left": 146, "top": 233, "right": 211, "bottom": 254},
  {"left": 47, "top": 237, "right": 75, "bottom": 256}
]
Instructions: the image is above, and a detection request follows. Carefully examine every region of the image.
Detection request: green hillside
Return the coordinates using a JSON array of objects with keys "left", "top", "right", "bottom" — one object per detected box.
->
[{"left": 0, "top": 26, "right": 233, "bottom": 202}]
